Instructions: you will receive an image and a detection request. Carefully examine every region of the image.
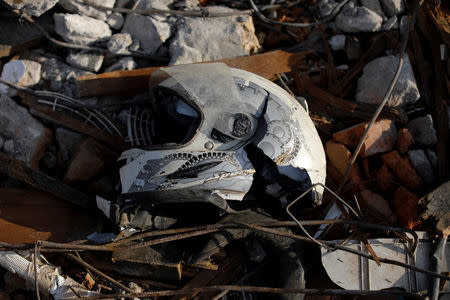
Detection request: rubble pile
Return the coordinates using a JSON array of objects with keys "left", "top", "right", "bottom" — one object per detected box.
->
[{"left": 0, "top": 0, "right": 449, "bottom": 299}]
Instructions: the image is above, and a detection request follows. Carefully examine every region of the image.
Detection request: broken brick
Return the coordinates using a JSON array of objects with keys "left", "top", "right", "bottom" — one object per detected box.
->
[
  {"left": 332, "top": 119, "right": 397, "bottom": 157},
  {"left": 376, "top": 164, "right": 397, "bottom": 192},
  {"left": 396, "top": 127, "right": 414, "bottom": 153},
  {"left": 392, "top": 186, "right": 419, "bottom": 229},
  {"left": 359, "top": 189, "right": 397, "bottom": 224},
  {"left": 381, "top": 150, "right": 423, "bottom": 191}
]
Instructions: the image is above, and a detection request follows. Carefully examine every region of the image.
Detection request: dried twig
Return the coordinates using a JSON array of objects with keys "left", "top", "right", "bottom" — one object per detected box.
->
[{"left": 34, "top": 242, "right": 41, "bottom": 300}]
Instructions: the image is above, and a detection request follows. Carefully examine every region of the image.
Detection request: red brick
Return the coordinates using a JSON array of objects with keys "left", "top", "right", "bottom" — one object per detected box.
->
[
  {"left": 376, "top": 164, "right": 397, "bottom": 192},
  {"left": 396, "top": 128, "right": 414, "bottom": 153},
  {"left": 381, "top": 150, "right": 423, "bottom": 191},
  {"left": 333, "top": 119, "right": 397, "bottom": 157},
  {"left": 392, "top": 186, "right": 419, "bottom": 229},
  {"left": 359, "top": 189, "right": 397, "bottom": 224}
]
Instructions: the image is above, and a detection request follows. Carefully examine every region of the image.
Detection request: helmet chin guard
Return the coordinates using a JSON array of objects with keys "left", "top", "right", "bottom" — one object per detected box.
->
[{"left": 118, "top": 63, "right": 326, "bottom": 213}]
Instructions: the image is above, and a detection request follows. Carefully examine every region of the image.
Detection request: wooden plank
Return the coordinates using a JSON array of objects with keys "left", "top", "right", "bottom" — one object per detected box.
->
[
  {"left": 77, "top": 50, "right": 313, "bottom": 97},
  {"left": 0, "top": 152, "right": 92, "bottom": 209}
]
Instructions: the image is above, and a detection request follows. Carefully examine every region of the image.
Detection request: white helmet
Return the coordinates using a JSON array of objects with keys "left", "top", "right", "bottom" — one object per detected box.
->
[{"left": 118, "top": 63, "right": 326, "bottom": 213}]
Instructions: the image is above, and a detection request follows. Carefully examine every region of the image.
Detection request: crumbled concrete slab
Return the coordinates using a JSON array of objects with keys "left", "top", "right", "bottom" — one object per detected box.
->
[
  {"left": 66, "top": 52, "right": 104, "bottom": 72},
  {"left": 107, "top": 33, "right": 132, "bottom": 55},
  {"left": 0, "top": 59, "right": 41, "bottom": 97},
  {"left": 356, "top": 54, "right": 420, "bottom": 107},
  {"left": 382, "top": 15, "right": 397, "bottom": 31},
  {"left": 408, "top": 149, "right": 436, "bottom": 185},
  {"left": 422, "top": 180, "right": 450, "bottom": 235},
  {"left": 105, "top": 57, "right": 136, "bottom": 72},
  {"left": 2, "top": 0, "right": 60, "bottom": 17},
  {"left": 169, "top": 6, "right": 260, "bottom": 65},
  {"left": 336, "top": 4, "right": 383, "bottom": 32},
  {"left": 329, "top": 34, "right": 346, "bottom": 51},
  {"left": 407, "top": 114, "right": 437, "bottom": 147},
  {"left": 54, "top": 13, "right": 112, "bottom": 45},
  {"left": 107, "top": 12, "right": 125, "bottom": 30},
  {"left": 361, "top": 0, "right": 386, "bottom": 19},
  {"left": 0, "top": 93, "right": 52, "bottom": 168},
  {"left": 58, "top": 0, "right": 115, "bottom": 21},
  {"left": 380, "top": 0, "right": 405, "bottom": 17}
]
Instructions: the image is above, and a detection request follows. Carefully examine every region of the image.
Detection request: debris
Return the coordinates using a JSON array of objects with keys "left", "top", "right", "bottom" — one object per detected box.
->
[
  {"left": 107, "top": 12, "right": 125, "bottom": 30},
  {"left": 0, "top": 137, "right": 4, "bottom": 150},
  {"left": 66, "top": 52, "right": 104, "bottom": 72},
  {"left": 55, "top": 128, "right": 84, "bottom": 164},
  {"left": 359, "top": 189, "right": 396, "bottom": 224},
  {"left": 107, "top": 33, "right": 133, "bottom": 55},
  {"left": 318, "top": 0, "right": 338, "bottom": 17},
  {"left": 392, "top": 186, "right": 418, "bottom": 229},
  {"left": 2, "top": 0, "right": 60, "bottom": 17},
  {"left": 0, "top": 93, "right": 51, "bottom": 168},
  {"left": 104, "top": 57, "right": 136, "bottom": 72},
  {"left": 345, "top": 36, "right": 362, "bottom": 60},
  {"left": 382, "top": 15, "right": 398, "bottom": 31},
  {"left": 335, "top": 4, "right": 383, "bottom": 33},
  {"left": 58, "top": 0, "right": 115, "bottom": 21},
  {"left": 380, "top": 0, "right": 405, "bottom": 18},
  {"left": 399, "top": 15, "right": 409, "bottom": 35},
  {"left": 0, "top": 59, "right": 41, "bottom": 97},
  {"left": 64, "top": 138, "right": 117, "bottom": 182},
  {"left": 376, "top": 164, "right": 396, "bottom": 192},
  {"left": 421, "top": 180, "right": 450, "bottom": 235},
  {"left": 169, "top": 6, "right": 260, "bottom": 65},
  {"left": 407, "top": 114, "right": 437, "bottom": 147},
  {"left": 356, "top": 54, "right": 420, "bottom": 107},
  {"left": 87, "top": 232, "right": 117, "bottom": 244},
  {"left": 408, "top": 149, "right": 436, "bottom": 185},
  {"left": 396, "top": 127, "right": 414, "bottom": 153},
  {"left": 54, "top": 13, "right": 112, "bottom": 45},
  {"left": 332, "top": 119, "right": 397, "bottom": 157},
  {"left": 381, "top": 150, "right": 423, "bottom": 191},
  {"left": 325, "top": 140, "right": 364, "bottom": 187},
  {"left": 361, "top": 0, "right": 386, "bottom": 19},
  {"left": 329, "top": 34, "right": 346, "bottom": 51}
]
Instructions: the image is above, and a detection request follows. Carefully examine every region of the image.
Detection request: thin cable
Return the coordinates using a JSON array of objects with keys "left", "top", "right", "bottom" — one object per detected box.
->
[
  {"left": 336, "top": 0, "right": 424, "bottom": 195},
  {"left": 249, "top": 0, "right": 351, "bottom": 28}
]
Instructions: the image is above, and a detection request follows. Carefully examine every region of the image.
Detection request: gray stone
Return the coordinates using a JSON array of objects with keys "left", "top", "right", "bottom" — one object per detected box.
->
[
  {"left": 336, "top": 5, "right": 383, "bottom": 32},
  {"left": 0, "top": 59, "right": 41, "bottom": 97},
  {"left": 122, "top": 14, "right": 171, "bottom": 54},
  {"left": 0, "top": 93, "right": 52, "bottom": 168},
  {"left": 107, "top": 33, "right": 132, "bottom": 54},
  {"left": 54, "top": 13, "right": 112, "bottom": 45},
  {"left": 169, "top": 6, "right": 260, "bottom": 65},
  {"left": 329, "top": 34, "right": 346, "bottom": 51},
  {"left": 105, "top": 57, "right": 136, "bottom": 72},
  {"left": 380, "top": 0, "right": 405, "bottom": 17},
  {"left": 66, "top": 52, "right": 104, "bottom": 72},
  {"left": 427, "top": 149, "right": 438, "bottom": 171},
  {"left": 407, "top": 114, "right": 437, "bottom": 147},
  {"left": 0, "top": 136, "right": 4, "bottom": 150},
  {"left": 422, "top": 181, "right": 450, "bottom": 234},
  {"left": 382, "top": 15, "right": 398, "bottom": 31},
  {"left": 42, "top": 151, "right": 57, "bottom": 169},
  {"left": 408, "top": 149, "right": 436, "bottom": 185},
  {"left": 173, "top": 0, "right": 199, "bottom": 9},
  {"left": 356, "top": 54, "right": 420, "bottom": 107},
  {"left": 361, "top": 0, "right": 386, "bottom": 19},
  {"left": 2, "top": 0, "right": 60, "bottom": 17},
  {"left": 58, "top": 0, "right": 115, "bottom": 21},
  {"left": 56, "top": 128, "right": 84, "bottom": 163},
  {"left": 399, "top": 15, "right": 409, "bottom": 35},
  {"left": 318, "top": 0, "right": 338, "bottom": 17},
  {"left": 107, "top": 12, "right": 124, "bottom": 30}
]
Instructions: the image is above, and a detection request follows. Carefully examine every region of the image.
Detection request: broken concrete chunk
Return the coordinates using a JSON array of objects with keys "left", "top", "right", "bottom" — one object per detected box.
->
[
  {"left": 381, "top": 150, "right": 423, "bottom": 191},
  {"left": 318, "top": 0, "right": 338, "bottom": 17},
  {"left": 380, "top": 0, "right": 405, "bottom": 17},
  {"left": 54, "top": 13, "right": 112, "bottom": 45},
  {"left": 356, "top": 54, "right": 420, "bottom": 107},
  {"left": 392, "top": 186, "right": 419, "bottom": 229},
  {"left": 361, "top": 0, "right": 386, "bottom": 19},
  {"left": 122, "top": 14, "right": 171, "bottom": 55},
  {"left": 107, "top": 12, "right": 125, "bottom": 30},
  {"left": 407, "top": 114, "right": 437, "bottom": 147},
  {"left": 0, "top": 93, "right": 52, "bottom": 169},
  {"left": 336, "top": 5, "right": 383, "bottom": 32},
  {"left": 360, "top": 189, "right": 396, "bottom": 224},
  {"left": 0, "top": 59, "right": 41, "bottom": 97},
  {"left": 329, "top": 34, "right": 346, "bottom": 51},
  {"left": 382, "top": 15, "right": 398, "bottom": 31},
  {"left": 332, "top": 119, "right": 397, "bottom": 157},
  {"left": 107, "top": 33, "right": 132, "bottom": 55},
  {"left": 66, "top": 52, "right": 104, "bottom": 72},
  {"left": 169, "top": 6, "right": 260, "bottom": 65},
  {"left": 58, "top": 0, "right": 115, "bottom": 21},
  {"left": 396, "top": 127, "right": 414, "bottom": 153},
  {"left": 408, "top": 149, "right": 436, "bottom": 185},
  {"left": 105, "top": 57, "right": 136, "bottom": 72},
  {"left": 56, "top": 127, "right": 84, "bottom": 164},
  {"left": 422, "top": 180, "right": 450, "bottom": 235},
  {"left": 2, "top": 0, "right": 60, "bottom": 17}
]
